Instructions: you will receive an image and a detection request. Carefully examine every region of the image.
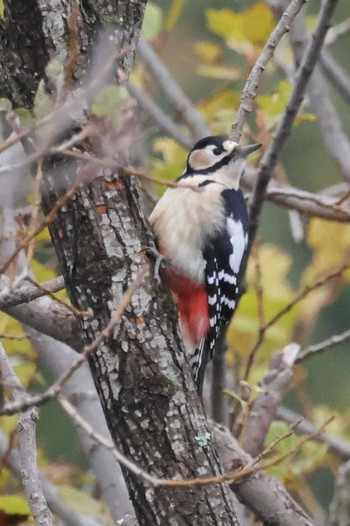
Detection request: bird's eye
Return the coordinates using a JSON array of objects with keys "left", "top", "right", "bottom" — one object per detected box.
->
[{"left": 213, "top": 148, "right": 222, "bottom": 155}]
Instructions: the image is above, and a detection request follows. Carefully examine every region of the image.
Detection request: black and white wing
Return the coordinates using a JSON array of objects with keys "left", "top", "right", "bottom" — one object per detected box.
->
[{"left": 191, "top": 189, "right": 249, "bottom": 393}]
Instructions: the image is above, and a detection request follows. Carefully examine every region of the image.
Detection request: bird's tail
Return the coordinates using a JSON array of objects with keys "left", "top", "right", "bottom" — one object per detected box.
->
[{"left": 190, "top": 337, "right": 214, "bottom": 396}]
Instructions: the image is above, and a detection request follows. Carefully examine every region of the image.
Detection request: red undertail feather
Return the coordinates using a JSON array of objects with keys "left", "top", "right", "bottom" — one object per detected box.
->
[{"left": 159, "top": 261, "right": 210, "bottom": 345}]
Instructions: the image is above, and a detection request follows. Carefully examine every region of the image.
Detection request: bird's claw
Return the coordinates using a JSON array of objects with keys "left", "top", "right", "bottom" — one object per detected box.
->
[{"left": 141, "top": 246, "right": 168, "bottom": 282}]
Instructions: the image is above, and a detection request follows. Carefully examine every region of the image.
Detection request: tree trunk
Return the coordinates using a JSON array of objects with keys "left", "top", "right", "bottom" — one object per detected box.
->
[{"left": 0, "top": 1, "right": 240, "bottom": 523}]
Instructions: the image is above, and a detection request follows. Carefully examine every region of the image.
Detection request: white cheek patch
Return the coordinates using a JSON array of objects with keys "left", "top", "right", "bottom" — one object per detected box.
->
[
  {"left": 227, "top": 217, "right": 248, "bottom": 274},
  {"left": 189, "top": 149, "right": 214, "bottom": 170}
]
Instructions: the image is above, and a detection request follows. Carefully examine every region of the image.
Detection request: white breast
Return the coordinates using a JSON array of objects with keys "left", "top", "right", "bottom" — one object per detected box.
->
[{"left": 149, "top": 181, "right": 225, "bottom": 283}]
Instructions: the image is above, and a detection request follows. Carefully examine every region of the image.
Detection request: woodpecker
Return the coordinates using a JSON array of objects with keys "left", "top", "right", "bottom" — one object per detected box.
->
[{"left": 149, "top": 135, "right": 261, "bottom": 393}]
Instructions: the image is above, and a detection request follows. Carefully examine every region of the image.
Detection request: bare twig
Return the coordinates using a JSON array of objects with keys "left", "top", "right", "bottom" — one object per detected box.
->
[
  {"left": 127, "top": 82, "right": 193, "bottom": 149},
  {"left": 240, "top": 343, "right": 300, "bottom": 457},
  {"left": 0, "top": 171, "right": 91, "bottom": 275},
  {"left": 328, "top": 460, "right": 350, "bottom": 526},
  {"left": 25, "top": 276, "right": 87, "bottom": 317},
  {"left": 242, "top": 168, "right": 350, "bottom": 222},
  {"left": 214, "top": 422, "right": 314, "bottom": 526},
  {"left": 244, "top": 259, "right": 350, "bottom": 379},
  {"left": 0, "top": 428, "right": 101, "bottom": 526},
  {"left": 325, "top": 17, "right": 350, "bottom": 45},
  {"left": 266, "top": 180, "right": 350, "bottom": 222},
  {"left": 248, "top": 0, "right": 340, "bottom": 252},
  {"left": 0, "top": 267, "right": 147, "bottom": 416},
  {"left": 137, "top": 37, "right": 210, "bottom": 140},
  {"left": 277, "top": 406, "right": 350, "bottom": 460},
  {"left": 4, "top": 296, "right": 82, "bottom": 351},
  {"left": 0, "top": 276, "right": 65, "bottom": 307},
  {"left": 230, "top": 0, "right": 306, "bottom": 142},
  {"left": 59, "top": 395, "right": 302, "bottom": 489},
  {"left": 320, "top": 49, "right": 350, "bottom": 106},
  {"left": 0, "top": 342, "right": 53, "bottom": 526},
  {"left": 29, "top": 329, "right": 133, "bottom": 522},
  {"left": 287, "top": 1, "right": 350, "bottom": 183},
  {"left": 296, "top": 327, "right": 350, "bottom": 363}
]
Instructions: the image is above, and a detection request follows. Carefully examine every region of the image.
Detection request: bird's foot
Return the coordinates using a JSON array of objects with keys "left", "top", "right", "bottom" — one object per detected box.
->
[{"left": 141, "top": 246, "right": 169, "bottom": 282}]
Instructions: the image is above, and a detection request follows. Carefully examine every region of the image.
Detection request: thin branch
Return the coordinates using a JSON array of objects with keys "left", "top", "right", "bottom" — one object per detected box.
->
[
  {"left": 0, "top": 267, "right": 147, "bottom": 416},
  {"left": 244, "top": 258, "right": 350, "bottom": 379},
  {"left": 287, "top": 0, "right": 350, "bottom": 183},
  {"left": 137, "top": 37, "right": 210, "bottom": 140},
  {"left": 230, "top": 0, "right": 306, "bottom": 142},
  {"left": 25, "top": 276, "right": 87, "bottom": 317},
  {"left": 320, "top": 49, "right": 350, "bottom": 106},
  {"left": 240, "top": 343, "right": 300, "bottom": 457},
  {"left": 0, "top": 428, "right": 101, "bottom": 526},
  {"left": 4, "top": 296, "right": 82, "bottom": 351},
  {"left": 0, "top": 343, "right": 53, "bottom": 526},
  {"left": 242, "top": 168, "right": 350, "bottom": 223},
  {"left": 0, "top": 276, "right": 65, "bottom": 308},
  {"left": 59, "top": 396, "right": 302, "bottom": 489},
  {"left": 296, "top": 327, "right": 350, "bottom": 363},
  {"left": 325, "top": 17, "right": 350, "bottom": 45},
  {"left": 328, "top": 460, "right": 350, "bottom": 526},
  {"left": 214, "top": 422, "right": 314, "bottom": 526},
  {"left": 248, "top": 0, "right": 340, "bottom": 252},
  {"left": 0, "top": 171, "right": 92, "bottom": 275},
  {"left": 127, "top": 81, "right": 193, "bottom": 149},
  {"left": 277, "top": 406, "right": 350, "bottom": 460}
]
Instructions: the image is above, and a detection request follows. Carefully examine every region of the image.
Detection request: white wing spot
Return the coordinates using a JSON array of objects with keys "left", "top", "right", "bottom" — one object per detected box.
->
[
  {"left": 227, "top": 217, "right": 248, "bottom": 274},
  {"left": 208, "top": 294, "right": 217, "bottom": 305}
]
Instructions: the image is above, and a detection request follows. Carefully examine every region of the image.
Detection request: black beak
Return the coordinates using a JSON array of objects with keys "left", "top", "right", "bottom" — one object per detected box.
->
[{"left": 235, "top": 143, "right": 262, "bottom": 157}]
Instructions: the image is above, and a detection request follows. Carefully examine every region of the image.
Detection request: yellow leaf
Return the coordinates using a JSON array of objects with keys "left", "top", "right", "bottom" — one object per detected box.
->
[
  {"left": 206, "top": 2, "right": 275, "bottom": 53},
  {"left": 153, "top": 137, "right": 187, "bottom": 166},
  {"left": 165, "top": 0, "right": 185, "bottom": 31},
  {"left": 228, "top": 244, "right": 299, "bottom": 367},
  {"left": 197, "top": 90, "right": 240, "bottom": 132},
  {"left": 0, "top": 314, "right": 34, "bottom": 359},
  {"left": 35, "top": 227, "right": 51, "bottom": 244},
  {"left": 196, "top": 64, "right": 241, "bottom": 81},
  {"left": 194, "top": 41, "right": 222, "bottom": 64},
  {"left": 0, "top": 495, "right": 31, "bottom": 515},
  {"left": 305, "top": 219, "right": 350, "bottom": 282}
]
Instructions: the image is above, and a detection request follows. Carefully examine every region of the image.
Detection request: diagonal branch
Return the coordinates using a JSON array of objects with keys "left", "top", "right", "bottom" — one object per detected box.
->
[
  {"left": 248, "top": 0, "right": 340, "bottom": 251},
  {"left": 0, "top": 342, "right": 53, "bottom": 526},
  {"left": 230, "top": 0, "right": 306, "bottom": 142},
  {"left": 137, "top": 37, "right": 211, "bottom": 140}
]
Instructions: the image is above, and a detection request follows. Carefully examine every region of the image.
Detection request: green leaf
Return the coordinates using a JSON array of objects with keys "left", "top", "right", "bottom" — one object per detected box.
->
[
  {"left": 0, "top": 98, "right": 12, "bottom": 112},
  {"left": 46, "top": 59, "right": 65, "bottom": 95},
  {"left": 34, "top": 81, "right": 54, "bottom": 120},
  {"left": 15, "top": 108, "right": 34, "bottom": 128},
  {"left": 142, "top": 3, "right": 163, "bottom": 40}
]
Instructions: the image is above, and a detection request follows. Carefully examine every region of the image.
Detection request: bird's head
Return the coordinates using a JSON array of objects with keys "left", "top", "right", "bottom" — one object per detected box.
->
[{"left": 185, "top": 135, "right": 261, "bottom": 178}]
